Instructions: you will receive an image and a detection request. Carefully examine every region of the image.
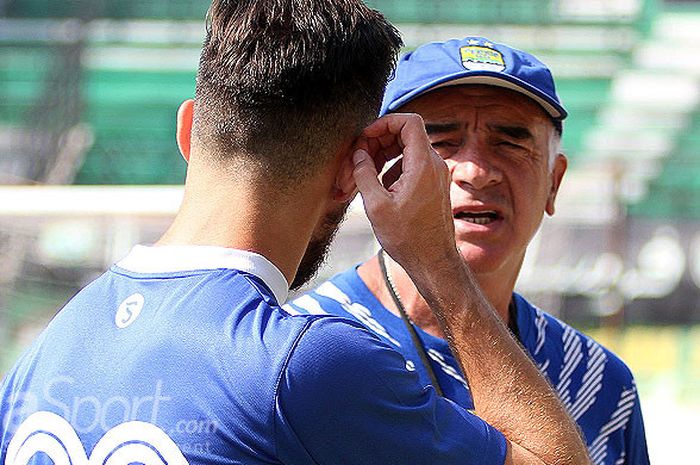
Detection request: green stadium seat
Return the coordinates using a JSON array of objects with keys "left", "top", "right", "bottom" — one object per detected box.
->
[
  {"left": 0, "top": 0, "right": 655, "bottom": 186},
  {"left": 6, "top": 0, "right": 210, "bottom": 20},
  {"left": 74, "top": 66, "right": 193, "bottom": 184},
  {"left": 0, "top": 47, "right": 54, "bottom": 124},
  {"left": 554, "top": 78, "right": 613, "bottom": 162},
  {"left": 628, "top": 108, "right": 700, "bottom": 219}
]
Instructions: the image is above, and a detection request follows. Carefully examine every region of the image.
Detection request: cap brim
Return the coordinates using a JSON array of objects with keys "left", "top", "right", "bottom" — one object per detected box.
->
[{"left": 386, "top": 71, "right": 567, "bottom": 120}]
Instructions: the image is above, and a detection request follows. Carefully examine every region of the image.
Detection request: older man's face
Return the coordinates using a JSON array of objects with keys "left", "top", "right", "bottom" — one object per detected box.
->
[{"left": 402, "top": 85, "right": 566, "bottom": 276}]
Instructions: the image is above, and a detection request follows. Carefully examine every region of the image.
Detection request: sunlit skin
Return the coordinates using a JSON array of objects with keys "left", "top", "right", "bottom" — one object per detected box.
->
[{"left": 359, "top": 85, "right": 567, "bottom": 334}]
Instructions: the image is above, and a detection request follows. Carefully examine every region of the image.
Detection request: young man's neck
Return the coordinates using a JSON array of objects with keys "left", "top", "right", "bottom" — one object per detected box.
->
[
  {"left": 358, "top": 253, "right": 519, "bottom": 339},
  {"left": 157, "top": 163, "right": 329, "bottom": 286}
]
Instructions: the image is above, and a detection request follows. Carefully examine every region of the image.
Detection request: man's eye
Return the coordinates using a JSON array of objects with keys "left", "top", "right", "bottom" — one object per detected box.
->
[
  {"left": 497, "top": 140, "right": 522, "bottom": 149},
  {"left": 431, "top": 141, "right": 459, "bottom": 149}
]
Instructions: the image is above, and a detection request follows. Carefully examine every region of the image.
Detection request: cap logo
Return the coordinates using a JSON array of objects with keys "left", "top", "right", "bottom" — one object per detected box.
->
[{"left": 460, "top": 45, "right": 505, "bottom": 72}]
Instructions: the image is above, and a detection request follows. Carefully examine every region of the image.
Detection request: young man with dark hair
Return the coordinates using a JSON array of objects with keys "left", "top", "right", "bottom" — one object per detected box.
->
[{"left": 1, "top": 4, "right": 589, "bottom": 465}]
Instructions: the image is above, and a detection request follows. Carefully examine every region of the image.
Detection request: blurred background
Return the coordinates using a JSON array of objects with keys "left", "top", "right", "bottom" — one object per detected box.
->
[{"left": 0, "top": 0, "right": 698, "bottom": 461}]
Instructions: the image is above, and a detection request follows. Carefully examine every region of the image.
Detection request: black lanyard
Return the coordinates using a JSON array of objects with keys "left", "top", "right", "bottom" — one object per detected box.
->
[
  {"left": 378, "top": 249, "right": 445, "bottom": 397},
  {"left": 377, "top": 250, "right": 520, "bottom": 402}
]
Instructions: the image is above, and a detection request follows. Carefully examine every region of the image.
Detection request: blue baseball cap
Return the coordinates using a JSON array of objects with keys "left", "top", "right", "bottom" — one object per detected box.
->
[{"left": 381, "top": 36, "right": 567, "bottom": 120}]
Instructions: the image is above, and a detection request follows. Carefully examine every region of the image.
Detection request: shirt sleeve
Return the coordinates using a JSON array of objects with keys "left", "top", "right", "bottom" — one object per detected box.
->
[
  {"left": 624, "top": 391, "right": 650, "bottom": 465},
  {"left": 274, "top": 316, "right": 507, "bottom": 465}
]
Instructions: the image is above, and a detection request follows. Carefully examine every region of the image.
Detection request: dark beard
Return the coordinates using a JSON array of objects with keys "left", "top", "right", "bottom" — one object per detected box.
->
[{"left": 290, "top": 203, "right": 349, "bottom": 290}]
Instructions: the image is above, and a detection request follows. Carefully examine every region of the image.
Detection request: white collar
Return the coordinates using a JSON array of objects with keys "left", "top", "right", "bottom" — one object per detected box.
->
[{"left": 116, "top": 245, "right": 289, "bottom": 303}]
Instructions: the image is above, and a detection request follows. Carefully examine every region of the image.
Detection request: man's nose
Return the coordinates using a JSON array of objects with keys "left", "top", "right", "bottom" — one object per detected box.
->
[{"left": 448, "top": 143, "right": 503, "bottom": 190}]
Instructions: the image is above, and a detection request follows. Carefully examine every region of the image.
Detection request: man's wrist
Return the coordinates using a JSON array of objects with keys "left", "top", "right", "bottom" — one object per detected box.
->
[
  {"left": 395, "top": 241, "right": 462, "bottom": 281},
  {"left": 401, "top": 246, "right": 477, "bottom": 317}
]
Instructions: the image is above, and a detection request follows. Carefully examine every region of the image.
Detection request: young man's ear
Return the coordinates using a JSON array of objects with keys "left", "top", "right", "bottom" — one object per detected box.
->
[
  {"left": 545, "top": 153, "right": 567, "bottom": 216},
  {"left": 333, "top": 147, "right": 358, "bottom": 202},
  {"left": 176, "top": 99, "right": 195, "bottom": 162}
]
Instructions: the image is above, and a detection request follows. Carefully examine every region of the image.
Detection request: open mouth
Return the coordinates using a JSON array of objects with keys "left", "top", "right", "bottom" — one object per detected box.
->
[{"left": 454, "top": 211, "right": 501, "bottom": 225}]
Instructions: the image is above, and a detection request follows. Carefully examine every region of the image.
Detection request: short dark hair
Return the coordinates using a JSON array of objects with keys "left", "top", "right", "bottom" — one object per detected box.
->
[{"left": 192, "top": 0, "right": 402, "bottom": 184}]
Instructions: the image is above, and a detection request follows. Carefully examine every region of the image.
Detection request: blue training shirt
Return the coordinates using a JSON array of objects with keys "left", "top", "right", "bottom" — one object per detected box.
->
[
  {"left": 0, "top": 246, "right": 508, "bottom": 465},
  {"left": 285, "top": 266, "right": 651, "bottom": 465}
]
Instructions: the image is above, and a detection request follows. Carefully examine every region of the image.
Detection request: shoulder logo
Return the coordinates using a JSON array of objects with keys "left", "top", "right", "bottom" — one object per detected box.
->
[
  {"left": 115, "top": 293, "right": 144, "bottom": 329},
  {"left": 460, "top": 45, "right": 506, "bottom": 72}
]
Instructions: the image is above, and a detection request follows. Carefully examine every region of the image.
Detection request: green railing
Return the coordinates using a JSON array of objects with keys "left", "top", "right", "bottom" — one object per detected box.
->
[
  {"left": 366, "top": 0, "right": 553, "bottom": 25},
  {"left": 0, "top": 0, "right": 662, "bottom": 184},
  {"left": 3, "top": 0, "right": 656, "bottom": 27},
  {"left": 4, "top": 0, "right": 209, "bottom": 20}
]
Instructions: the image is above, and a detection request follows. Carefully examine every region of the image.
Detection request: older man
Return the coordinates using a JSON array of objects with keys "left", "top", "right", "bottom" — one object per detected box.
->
[{"left": 287, "top": 37, "right": 650, "bottom": 465}]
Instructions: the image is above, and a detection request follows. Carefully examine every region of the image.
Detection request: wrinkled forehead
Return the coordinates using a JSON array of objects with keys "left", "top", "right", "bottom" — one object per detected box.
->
[{"left": 399, "top": 84, "right": 552, "bottom": 128}]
